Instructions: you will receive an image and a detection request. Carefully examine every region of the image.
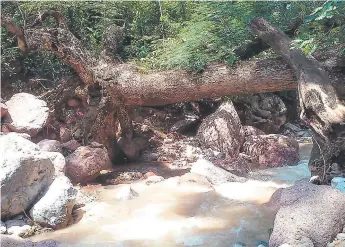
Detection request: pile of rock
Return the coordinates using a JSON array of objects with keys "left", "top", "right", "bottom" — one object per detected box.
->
[
  {"left": 196, "top": 101, "right": 300, "bottom": 173},
  {"left": 1, "top": 94, "right": 113, "bottom": 241},
  {"left": 0, "top": 133, "right": 77, "bottom": 237}
]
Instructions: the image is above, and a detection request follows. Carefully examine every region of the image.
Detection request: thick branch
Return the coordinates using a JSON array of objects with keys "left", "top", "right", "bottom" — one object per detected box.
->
[
  {"left": 249, "top": 17, "right": 345, "bottom": 184},
  {"left": 1, "top": 17, "right": 28, "bottom": 53},
  {"left": 235, "top": 18, "right": 303, "bottom": 59},
  {"left": 249, "top": 17, "right": 345, "bottom": 130}
]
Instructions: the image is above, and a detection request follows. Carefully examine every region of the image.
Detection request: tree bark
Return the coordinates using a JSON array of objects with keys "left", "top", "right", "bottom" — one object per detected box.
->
[{"left": 249, "top": 17, "right": 345, "bottom": 184}]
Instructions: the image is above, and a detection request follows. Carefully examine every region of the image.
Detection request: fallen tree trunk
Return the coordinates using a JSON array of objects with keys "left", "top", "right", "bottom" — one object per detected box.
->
[{"left": 249, "top": 18, "right": 345, "bottom": 184}]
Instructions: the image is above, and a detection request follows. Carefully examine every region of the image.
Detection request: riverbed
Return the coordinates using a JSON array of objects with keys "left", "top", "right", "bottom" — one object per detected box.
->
[{"left": 30, "top": 143, "right": 312, "bottom": 247}]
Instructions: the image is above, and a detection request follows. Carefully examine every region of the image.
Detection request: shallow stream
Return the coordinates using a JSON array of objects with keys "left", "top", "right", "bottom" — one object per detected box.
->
[{"left": 30, "top": 143, "right": 312, "bottom": 247}]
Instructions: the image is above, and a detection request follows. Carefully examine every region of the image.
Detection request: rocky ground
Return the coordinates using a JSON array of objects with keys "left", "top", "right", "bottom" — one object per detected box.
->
[{"left": 1, "top": 91, "right": 345, "bottom": 247}]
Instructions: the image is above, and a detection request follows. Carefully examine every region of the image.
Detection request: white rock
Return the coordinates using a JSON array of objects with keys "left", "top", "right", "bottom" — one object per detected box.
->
[
  {"left": 190, "top": 159, "right": 246, "bottom": 185},
  {"left": 145, "top": 175, "right": 164, "bottom": 185},
  {"left": 114, "top": 185, "right": 139, "bottom": 201},
  {"left": 37, "top": 139, "right": 62, "bottom": 153},
  {"left": 30, "top": 176, "right": 78, "bottom": 229},
  {"left": 5, "top": 219, "right": 32, "bottom": 236},
  {"left": 4, "top": 93, "right": 49, "bottom": 137},
  {"left": 337, "top": 233, "right": 345, "bottom": 240},
  {"left": 1, "top": 221, "right": 6, "bottom": 234},
  {"left": 44, "top": 152, "right": 66, "bottom": 178},
  {"left": 1, "top": 133, "right": 55, "bottom": 218}
]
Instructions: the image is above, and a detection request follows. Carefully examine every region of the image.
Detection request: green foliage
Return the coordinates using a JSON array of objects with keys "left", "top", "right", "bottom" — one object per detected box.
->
[
  {"left": 136, "top": 1, "right": 324, "bottom": 71},
  {"left": 290, "top": 1, "right": 345, "bottom": 55},
  {"left": 1, "top": 0, "right": 343, "bottom": 80}
]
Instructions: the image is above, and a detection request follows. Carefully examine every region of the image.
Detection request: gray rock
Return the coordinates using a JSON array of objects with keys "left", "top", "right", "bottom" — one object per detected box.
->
[
  {"left": 178, "top": 173, "right": 214, "bottom": 192},
  {"left": 5, "top": 219, "right": 32, "bottom": 237},
  {"left": 30, "top": 176, "right": 78, "bottom": 229},
  {"left": 37, "top": 139, "right": 62, "bottom": 153},
  {"left": 1, "top": 221, "right": 6, "bottom": 234},
  {"left": 114, "top": 185, "right": 139, "bottom": 201},
  {"left": 0, "top": 234, "right": 33, "bottom": 247},
  {"left": 233, "top": 242, "right": 246, "bottom": 247},
  {"left": 197, "top": 101, "right": 244, "bottom": 158},
  {"left": 61, "top": 140, "right": 81, "bottom": 151},
  {"left": 145, "top": 175, "right": 164, "bottom": 185},
  {"left": 267, "top": 180, "right": 345, "bottom": 247},
  {"left": 178, "top": 173, "right": 212, "bottom": 186},
  {"left": 0, "top": 235, "right": 61, "bottom": 247},
  {"left": 1, "top": 134, "right": 55, "bottom": 218},
  {"left": 4, "top": 93, "right": 49, "bottom": 137},
  {"left": 44, "top": 152, "right": 66, "bottom": 178},
  {"left": 190, "top": 159, "right": 246, "bottom": 185},
  {"left": 34, "top": 240, "right": 62, "bottom": 247}
]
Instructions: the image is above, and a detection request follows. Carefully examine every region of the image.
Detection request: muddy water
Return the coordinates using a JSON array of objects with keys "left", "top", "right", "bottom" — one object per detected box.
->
[{"left": 31, "top": 143, "right": 312, "bottom": 247}]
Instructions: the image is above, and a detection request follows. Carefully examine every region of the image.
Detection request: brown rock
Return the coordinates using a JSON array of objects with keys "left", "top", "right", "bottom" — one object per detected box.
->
[
  {"left": 1, "top": 103, "right": 8, "bottom": 118},
  {"left": 61, "top": 140, "right": 81, "bottom": 152},
  {"left": 214, "top": 153, "right": 258, "bottom": 175},
  {"left": 197, "top": 101, "right": 244, "bottom": 158},
  {"left": 143, "top": 172, "right": 157, "bottom": 178},
  {"left": 66, "top": 145, "right": 112, "bottom": 183},
  {"left": 242, "top": 134, "right": 299, "bottom": 168}
]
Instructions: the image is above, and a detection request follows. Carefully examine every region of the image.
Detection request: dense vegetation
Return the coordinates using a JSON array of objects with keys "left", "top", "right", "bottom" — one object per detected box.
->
[{"left": 1, "top": 1, "right": 344, "bottom": 79}]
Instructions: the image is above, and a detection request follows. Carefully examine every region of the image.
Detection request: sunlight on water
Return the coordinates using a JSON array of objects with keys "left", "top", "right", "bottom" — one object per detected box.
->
[{"left": 30, "top": 143, "right": 312, "bottom": 247}]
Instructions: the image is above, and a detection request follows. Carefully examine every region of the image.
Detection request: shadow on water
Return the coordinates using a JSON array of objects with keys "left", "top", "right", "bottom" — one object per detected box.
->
[{"left": 30, "top": 143, "right": 312, "bottom": 247}]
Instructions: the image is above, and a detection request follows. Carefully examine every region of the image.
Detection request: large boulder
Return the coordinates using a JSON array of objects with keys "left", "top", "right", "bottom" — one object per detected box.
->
[
  {"left": 242, "top": 134, "right": 299, "bottom": 168},
  {"left": 4, "top": 93, "right": 50, "bottom": 137},
  {"left": 30, "top": 176, "right": 78, "bottom": 229},
  {"left": 66, "top": 144, "right": 112, "bottom": 183},
  {"left": 267, "top": 180, "right": 345, "bottom": 247},
  {"left": 37, "top": 139, "right": 62, "bottom": 153},
  {"left": 190, "top": 159, "right": 246, "bottom": 185},
  {"left": 0, "top": 133, "right": 55, "bottom": 218},
  {"left": 197, "top": 101, "right": 244, "bottom": 158}
]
